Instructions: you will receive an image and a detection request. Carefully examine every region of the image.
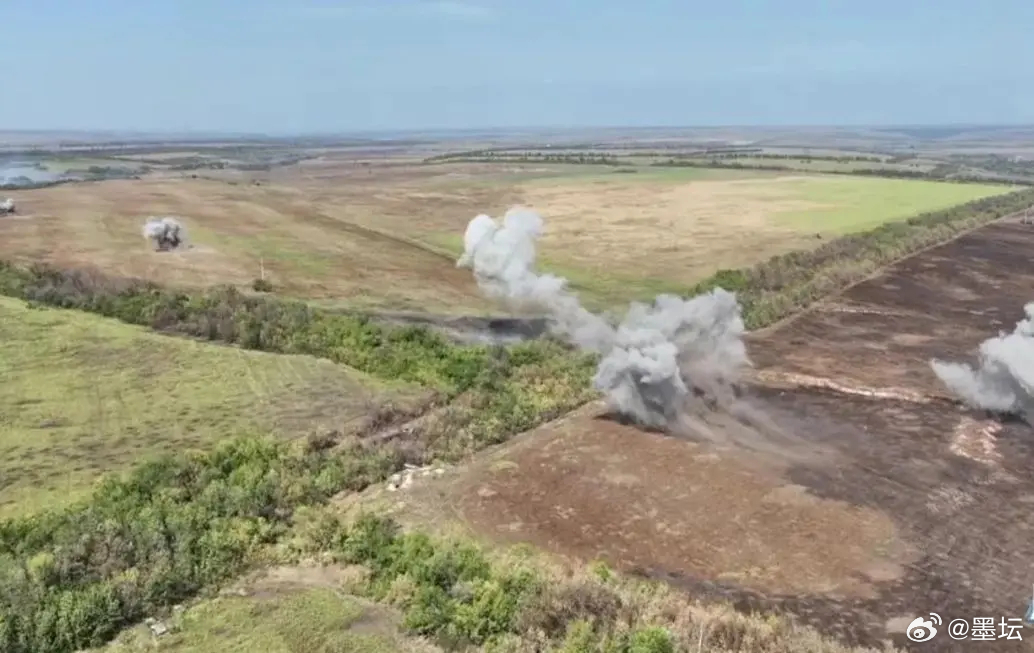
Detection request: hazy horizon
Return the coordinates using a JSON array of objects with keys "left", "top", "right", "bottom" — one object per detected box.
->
[
  {"left": 4, "top": 0, "right": 1034, "bottom": 133},
  {"left": 5, "top": 123, "right": 1034, "bottom": 142}
]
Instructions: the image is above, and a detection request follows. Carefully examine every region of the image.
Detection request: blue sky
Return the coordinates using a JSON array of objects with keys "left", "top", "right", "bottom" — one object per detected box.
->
[{"left": 2, "top": 0, "right": 1033, "bottom": 133}]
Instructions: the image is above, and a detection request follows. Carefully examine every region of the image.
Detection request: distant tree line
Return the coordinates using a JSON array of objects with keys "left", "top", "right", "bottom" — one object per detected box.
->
[
  {"left": 956, "top": 154, "right": 1034, "bottom": 180},
  {"left": 650, "top": 158, "right": 1033, "bottom": 185},
  {"left": 424, "top": 151, "right": 622, "bottom": 165},
  {"left": 425, "top": 147, "right": 887, "bottom": 164},
  {"left": 423, "top": 147, "right": 1032, "bottom": 185},
  {"left": 676, "top": 152, "right": 886, "bottom": 163}
]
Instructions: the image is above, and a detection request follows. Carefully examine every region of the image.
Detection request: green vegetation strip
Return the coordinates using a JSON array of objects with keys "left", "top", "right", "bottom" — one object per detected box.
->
[
  {"left": 428, "top": 149, "right": 1032, "bottom": 186},
  {"left": 0, "top": 438, "right": 398, "bottom": 653},
  {"left": 0, "top": 437, "right": 883, "bottom": 653},
  {"left": 1, "top": 188, "right": 1029, "bottom": 651}
]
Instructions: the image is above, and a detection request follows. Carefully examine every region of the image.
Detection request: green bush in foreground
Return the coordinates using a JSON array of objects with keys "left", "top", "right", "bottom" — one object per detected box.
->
[
  {"left": 0, "top": 439, "right": 681, "bottom": 653},
  {"left": 0, "top": 438, "right": 401, "bottom": 653},
  {"left": 301, "top": 512, "right": 683, "bottom": 652},
  {"left": 288, "top": 512, "right": 882, "bottom": 652}
]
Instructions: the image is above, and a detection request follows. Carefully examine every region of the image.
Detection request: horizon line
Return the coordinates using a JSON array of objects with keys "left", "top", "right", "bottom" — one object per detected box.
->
[{"left": 2, "top": 122, "right": 1032, "bottom": 138}]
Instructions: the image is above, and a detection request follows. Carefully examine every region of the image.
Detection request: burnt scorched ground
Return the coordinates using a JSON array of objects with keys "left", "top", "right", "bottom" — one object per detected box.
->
[
  {"left": 443, "top": 390, "right": 1034, "bottom": 652},
  {"left": 378, "top": 219, "right": 1034, "bottom": 652},
  {"left": 750, "top": 220, "right": 1034, "bottom": 396}
]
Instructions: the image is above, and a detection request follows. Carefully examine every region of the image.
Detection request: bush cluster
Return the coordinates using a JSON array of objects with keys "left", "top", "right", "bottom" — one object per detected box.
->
[
  {"left": 297, "top": 512, "right": 679, "bottom": 652},
  {"left": 0, "top": 438, "right": 401, "bottom": 653},
  {"left": 287, "top": 511, "right": 885, "bottom": 652}
]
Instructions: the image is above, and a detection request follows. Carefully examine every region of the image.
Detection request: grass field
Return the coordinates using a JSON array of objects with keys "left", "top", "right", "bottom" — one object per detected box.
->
[
  {"left": 0, "top": 296, "right": 423, "bottom": 517},
  {"left": 96, "top": 578, "right": 438, "bottom": 653},
  {"left": 424, "top": 169, "right": 1014, "bottom": 305},
  {"left": 0, "top": 173, "right": 501, "bottom": 313},
  {"left": 0, "top": 161, "right": 1015, "bottom": 313},
  {"left": 760, "top": 176, "right": 1011, "bottom": 232}
]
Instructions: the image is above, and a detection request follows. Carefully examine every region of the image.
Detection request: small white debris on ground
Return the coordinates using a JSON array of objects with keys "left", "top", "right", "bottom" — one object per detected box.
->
[
  {"left": 755, "top": 370, "right": 936, "bottom": 404},
  {"left": 144, "top": 617, "right": 169, "bottom": 637},
  {"left": 925, "top": 485, "right": 976, "bottom": 516},
  {"left": 387, "top": 463, "right": 447, "bottom": 492},
  {"left": 949, "top": 416, "right": 1003, "bottom": 466}
]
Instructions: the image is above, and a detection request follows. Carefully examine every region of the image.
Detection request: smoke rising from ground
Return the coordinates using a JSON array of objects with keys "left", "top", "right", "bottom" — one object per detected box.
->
[
  {"left": 457, "top": 207, "right": 752, "bottom": 430},
  {"left": 931, "top": 303, "right": 1034, "bottom": 420},
  {"left": 142, "top": 217, "right": 186, "bottom": 251}
]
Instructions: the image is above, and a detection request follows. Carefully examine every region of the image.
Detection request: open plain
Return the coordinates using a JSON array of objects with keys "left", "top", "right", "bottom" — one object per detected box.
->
[
  {"left": 0, "top": 154, "right": 1013, "bottom": 310},
  {"left": 4, "top": 132, "right": 1034, "bottom": 653}
]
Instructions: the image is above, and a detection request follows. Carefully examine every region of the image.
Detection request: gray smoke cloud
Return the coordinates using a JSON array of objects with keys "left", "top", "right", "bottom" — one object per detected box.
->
[
  {"left": 931, "top": 302, "right": 1034, "bottom": 420},
  {"left": 0, "top": 198, "right": 14, "bottom": 215},
  {"left": 457, "top": 207, "right": 752, "bottom": 429},
  {"left": 142, "top": 217, "right": 186, "bottom": 251}
]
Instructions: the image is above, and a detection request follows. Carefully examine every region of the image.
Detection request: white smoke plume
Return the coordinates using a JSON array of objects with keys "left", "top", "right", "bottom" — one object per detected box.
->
[
  {"left": 931, "top": 302, "right": 1034, "bottom": 420},
  {"left": 142, "top": 217, "right": 186, "bottom": 251},
  {"left": 457, "top": 207, "right": 752, "bottom": 429}
]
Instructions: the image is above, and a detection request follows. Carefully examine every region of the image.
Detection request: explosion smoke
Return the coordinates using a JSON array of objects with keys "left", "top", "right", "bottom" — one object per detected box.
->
[
  {"left": 142, "top": 217, "right": 186, "bottom": 251},
  {"left": 931, "top": 302, "right": 1034, "bottom": 421},
  {"left": 457, "top": 207, "right": 752, "bottom": 430},
  {"left": 0, "top": 198, "right": 14, "bottom": 215}
]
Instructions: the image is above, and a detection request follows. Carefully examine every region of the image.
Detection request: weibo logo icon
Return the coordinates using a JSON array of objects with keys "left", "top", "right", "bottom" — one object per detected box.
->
[{"left": 906, "top": 613, "right": 941, "bottom": 643}]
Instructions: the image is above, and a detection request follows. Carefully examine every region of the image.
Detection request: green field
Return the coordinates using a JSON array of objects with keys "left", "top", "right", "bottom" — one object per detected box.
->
[
  {"left": 97, "top": 585, "right": 435, "bottom": 653},
  {"left": 421, "top": 170, "right": 1019, "bottom": 307},
  {"left": 0, "top": 297, "right": 422, "bottom": 517},
  {"left": 764, "top": 176, "right": 1015, "bottom": 233}
]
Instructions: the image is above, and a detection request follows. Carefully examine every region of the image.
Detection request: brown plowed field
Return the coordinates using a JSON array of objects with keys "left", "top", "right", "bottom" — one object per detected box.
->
[
  {"left": 394, "top": 217, "right": 1034, "bottom": 652},
  {"left": 750, "top": 219, "right": 1034, "bottom": 396}
]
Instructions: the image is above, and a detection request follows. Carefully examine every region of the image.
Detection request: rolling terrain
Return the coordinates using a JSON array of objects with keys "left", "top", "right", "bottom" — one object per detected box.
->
[{"left": 2, "top": 131, "right": 1034, "bottom": 653}]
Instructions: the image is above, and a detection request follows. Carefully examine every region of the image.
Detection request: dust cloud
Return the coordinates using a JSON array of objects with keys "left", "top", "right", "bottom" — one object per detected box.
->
[
  {"left": 931, "top": 302, "right": 1034, "bottom": 421},
  {"left": 142, "top": 217, "right": 187, "bottom": 251},
  {"left": 456, "top": 207, "right": 753, "bottom": 431}
]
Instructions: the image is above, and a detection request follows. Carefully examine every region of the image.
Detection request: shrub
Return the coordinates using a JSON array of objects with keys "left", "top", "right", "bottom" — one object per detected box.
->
[
  {"left": 0, "top": 438, "right": 403, "bottom": 653},
  {"left": 251, "top": 277, "right": 274, "bottom": 292},
  {"left": 629, "top": 626, "right": 675, "bottom": 653}
]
